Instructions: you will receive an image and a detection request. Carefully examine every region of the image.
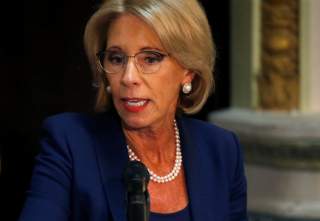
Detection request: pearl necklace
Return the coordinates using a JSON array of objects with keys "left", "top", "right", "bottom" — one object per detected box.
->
[{"left": 126, "top": 120, "right": 182, "bottom": 184}]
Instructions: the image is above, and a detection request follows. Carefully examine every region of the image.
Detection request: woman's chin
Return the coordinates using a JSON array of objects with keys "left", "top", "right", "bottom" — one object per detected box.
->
[{"left": 120, "top": 117, "right": 151, "bottom": 130}]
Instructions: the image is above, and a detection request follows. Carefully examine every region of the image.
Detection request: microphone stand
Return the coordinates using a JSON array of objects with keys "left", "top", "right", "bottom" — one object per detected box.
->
[{"left": 124, "top": 161, "right": 150, "bottom": 221}]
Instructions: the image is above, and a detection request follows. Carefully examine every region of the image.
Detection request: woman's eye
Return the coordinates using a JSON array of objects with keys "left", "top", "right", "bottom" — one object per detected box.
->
[
  {"left": 142, "top": 52, "right": 164, "bottom": 64},
  {"left": 145, "top": 56, "right": 159, "bottom": 64},
  {"left": 107, "top": 53, "right": 124, "bottom": 65}
]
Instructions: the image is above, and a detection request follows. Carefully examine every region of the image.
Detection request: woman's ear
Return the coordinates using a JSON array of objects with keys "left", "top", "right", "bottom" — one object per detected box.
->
[{"left": 182, "top": 70, "right": 195, "bottom": 84}]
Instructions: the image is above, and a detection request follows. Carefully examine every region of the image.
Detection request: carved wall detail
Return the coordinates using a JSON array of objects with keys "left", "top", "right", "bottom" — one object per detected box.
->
[{"left": 258, "top": 0, "right": 299, "bottom": 110}]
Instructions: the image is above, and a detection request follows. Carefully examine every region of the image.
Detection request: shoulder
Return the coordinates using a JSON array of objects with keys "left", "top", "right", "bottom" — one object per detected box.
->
[
  {"left": 42, "top": 111, "right": 113, "bottom": 132},
  {"left": 179, "top": 116, "right": 237, "bottom": 143},
  {"left": 179, "top": 116, "right": 242, "bottom": 166},
  {"left": 40, "top": 112, "right": 118, "bottom": 148},
  {"left": 38, "top": 112, "right": 121, "bottom": 164},
  {"left": 43, "top": 112, "right": 95, "bottom": 129}
]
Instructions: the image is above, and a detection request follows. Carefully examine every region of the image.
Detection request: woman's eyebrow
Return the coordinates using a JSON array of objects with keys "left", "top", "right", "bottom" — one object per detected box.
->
[
  {"left": 106, "top": 46, "right": 122, "bottom": 51},
  {"left": 140, "top": 47, "right": 163, "bottom": 52},
  {"left": 105, "top": 46, "right": 165, "bottom": 53}
]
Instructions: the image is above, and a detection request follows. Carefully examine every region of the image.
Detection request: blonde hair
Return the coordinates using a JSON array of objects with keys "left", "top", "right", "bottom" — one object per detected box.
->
[{"left": 84, "top": 0, "right": 215, "bottom": 114}]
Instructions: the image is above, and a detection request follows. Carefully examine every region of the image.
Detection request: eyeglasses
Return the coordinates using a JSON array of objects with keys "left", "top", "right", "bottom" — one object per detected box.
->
[{"left": 96, "top": 50, "right": 169, "bottom": 74}]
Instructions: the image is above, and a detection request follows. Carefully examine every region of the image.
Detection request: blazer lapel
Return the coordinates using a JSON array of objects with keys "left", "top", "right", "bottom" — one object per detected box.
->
[
  {"left": 93, "top": 112, "right": 128, "bottom": 221},
  {"left": 177, "top": 117, "right": 216, "bottom": 221}
]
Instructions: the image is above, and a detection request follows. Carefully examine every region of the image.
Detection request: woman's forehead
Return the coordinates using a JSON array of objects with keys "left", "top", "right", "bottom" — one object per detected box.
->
[{"left": 106, "top": 13, "right": 165, "bottom": 52}]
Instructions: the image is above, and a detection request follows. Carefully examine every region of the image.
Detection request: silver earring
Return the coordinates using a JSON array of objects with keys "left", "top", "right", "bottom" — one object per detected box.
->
[
  {"left": 182, "top": 83, "right": 192, "bottom": 94},
  {"left": 106, "top": 86, "right": 111, "bottom": 93}
]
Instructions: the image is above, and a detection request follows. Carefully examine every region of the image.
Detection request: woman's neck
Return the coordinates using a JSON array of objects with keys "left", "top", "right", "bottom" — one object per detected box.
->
[{"left": 122, "top": 118, "right": 177, "bottom": 166}]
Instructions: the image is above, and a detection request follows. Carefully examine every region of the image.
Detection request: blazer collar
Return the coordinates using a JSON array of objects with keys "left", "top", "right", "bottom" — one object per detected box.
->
[{"left": 93, "top": 113, "right": 216, "bottom": 221}]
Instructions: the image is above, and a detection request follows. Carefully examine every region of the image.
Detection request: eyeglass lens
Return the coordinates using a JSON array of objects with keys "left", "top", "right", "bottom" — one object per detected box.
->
[{"left": 99, "top": 50, "right": 166, "bottom": 74}]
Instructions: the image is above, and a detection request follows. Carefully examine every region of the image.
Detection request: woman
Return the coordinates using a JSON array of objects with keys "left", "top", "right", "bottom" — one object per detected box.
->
[{"left": 19, "top": 0, "right": 247, "bottom": 221}]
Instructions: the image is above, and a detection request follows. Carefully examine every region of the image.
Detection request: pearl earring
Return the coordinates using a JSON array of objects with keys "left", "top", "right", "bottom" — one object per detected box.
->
[
  {"left": 182, "top": 82, "right": 192, "bottom": 94},
  {"left": 106, "top": 86, "right": 111, "bottom": 93}
]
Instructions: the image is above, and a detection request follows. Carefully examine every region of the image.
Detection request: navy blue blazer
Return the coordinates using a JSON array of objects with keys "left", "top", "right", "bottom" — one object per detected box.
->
[{"left": 19, "top": 112, "right": 247, "bottom": 221}]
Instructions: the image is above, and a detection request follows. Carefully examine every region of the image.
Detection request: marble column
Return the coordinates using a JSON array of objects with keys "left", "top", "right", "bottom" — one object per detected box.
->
[{"left": 210, "top": 0, "right": 320, "bottom": 220}]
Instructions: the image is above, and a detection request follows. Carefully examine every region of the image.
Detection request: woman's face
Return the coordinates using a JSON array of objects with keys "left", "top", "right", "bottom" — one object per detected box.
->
[{"left": 105, "top": 13, "right": 193, "bottom": 129}]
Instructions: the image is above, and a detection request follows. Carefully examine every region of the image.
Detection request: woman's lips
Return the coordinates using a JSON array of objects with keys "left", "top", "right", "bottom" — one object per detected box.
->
[{"left": 121, "top": 98, "right": 149, "bottom": 112}]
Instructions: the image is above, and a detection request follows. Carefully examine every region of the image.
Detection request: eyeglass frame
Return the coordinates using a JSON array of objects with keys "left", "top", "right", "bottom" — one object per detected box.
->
[{"left": 96, "top": 49, "right": 170, "bottom": 75}]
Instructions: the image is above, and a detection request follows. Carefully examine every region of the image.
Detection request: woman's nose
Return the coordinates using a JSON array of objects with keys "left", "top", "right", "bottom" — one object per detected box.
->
[{"left": 120, "top": 58, "right": 142, "bottom": 86}]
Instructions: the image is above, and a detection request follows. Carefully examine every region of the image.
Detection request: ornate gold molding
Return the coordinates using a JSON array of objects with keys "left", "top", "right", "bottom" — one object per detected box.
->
[{"left": 258, "top": 0, "right": 299, "bottom": 110}]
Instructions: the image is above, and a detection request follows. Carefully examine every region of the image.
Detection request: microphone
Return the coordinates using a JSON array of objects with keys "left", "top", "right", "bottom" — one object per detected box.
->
[{"left": 124, "top": 161, "right": 150, "bottom": 221}]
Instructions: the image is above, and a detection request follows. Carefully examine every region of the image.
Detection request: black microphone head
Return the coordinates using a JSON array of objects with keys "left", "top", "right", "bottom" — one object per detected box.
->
[{"left": 124, "top": 161, "right": 150, "bottom": 194}]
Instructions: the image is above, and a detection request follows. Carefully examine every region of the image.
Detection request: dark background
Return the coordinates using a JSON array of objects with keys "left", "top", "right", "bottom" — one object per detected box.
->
[{"left": 1, "top": 0, "right": 230, "bottom": 220}]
